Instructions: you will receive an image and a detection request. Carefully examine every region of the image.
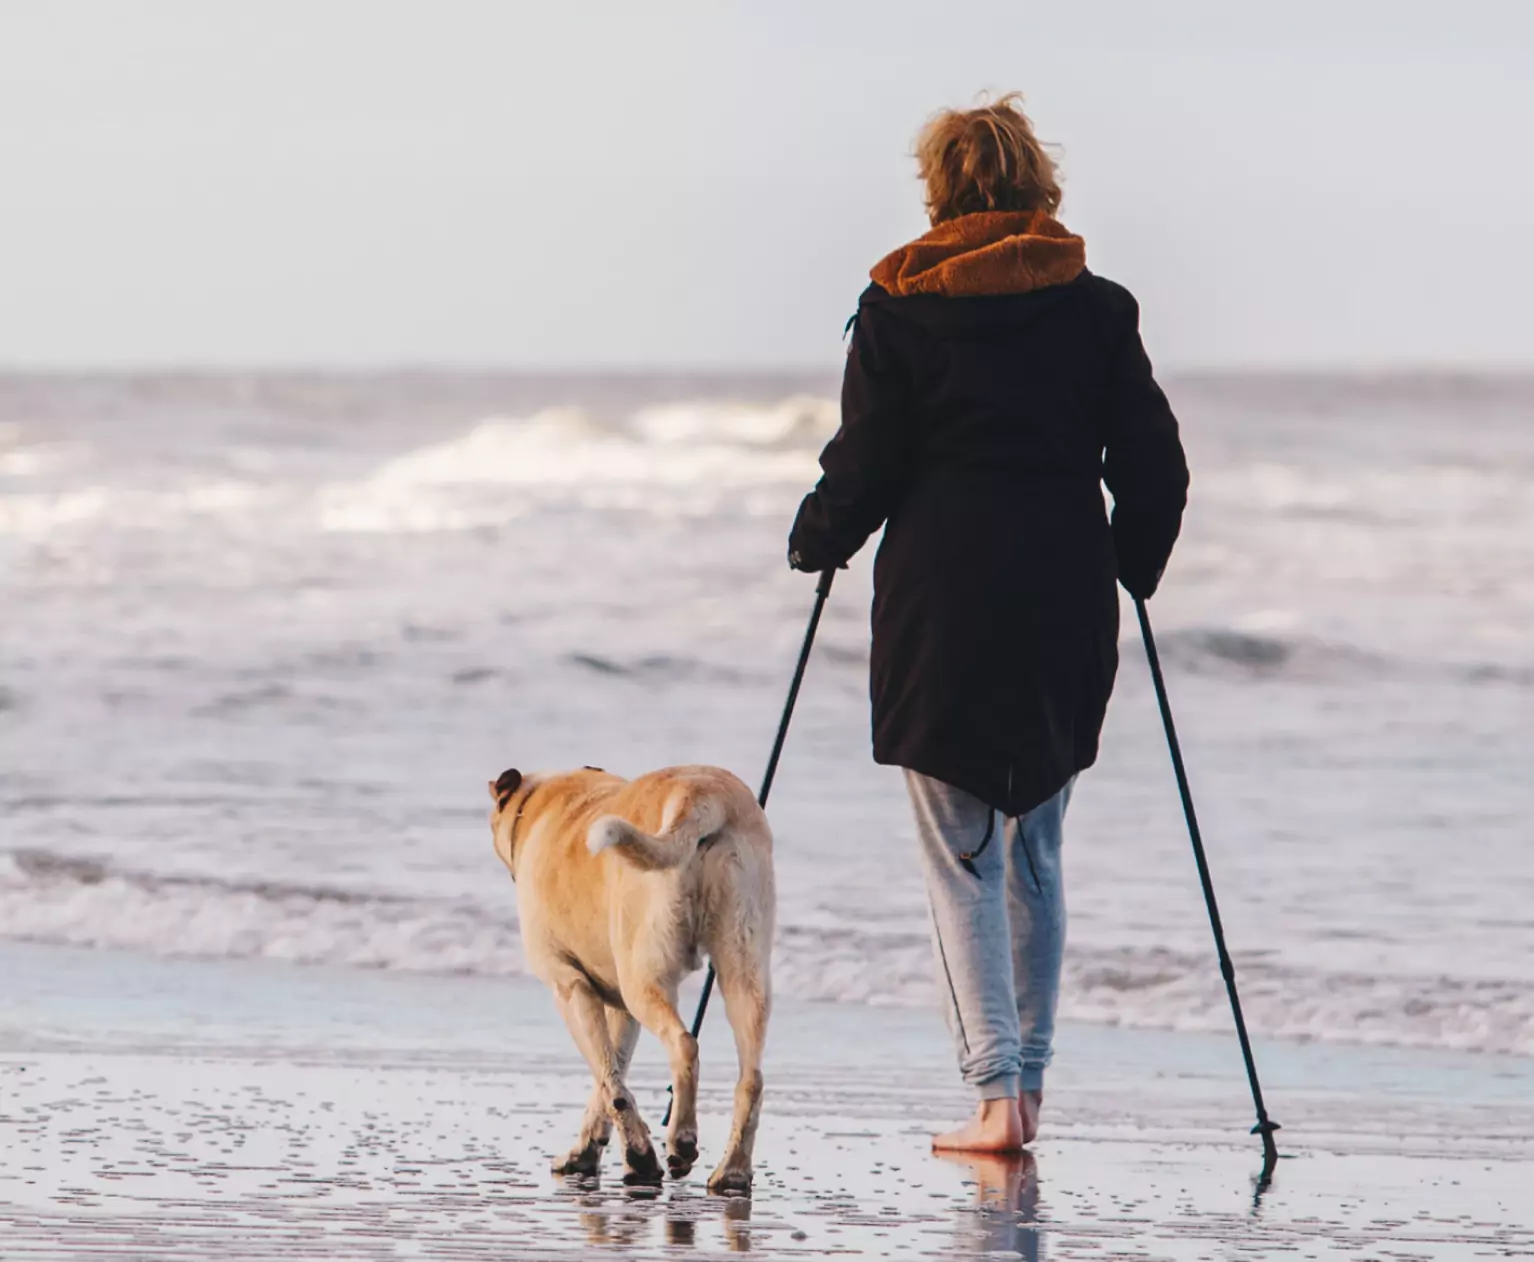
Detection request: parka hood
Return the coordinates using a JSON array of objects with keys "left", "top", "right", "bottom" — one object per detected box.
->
[{"left": 870, "top": 210, "right": 1085, "bottom": 299}]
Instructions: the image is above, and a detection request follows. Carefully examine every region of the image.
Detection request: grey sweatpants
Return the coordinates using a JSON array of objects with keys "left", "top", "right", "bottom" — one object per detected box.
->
[{"left": 905, "top": 769, "right": 1073, "bottom": 1100}]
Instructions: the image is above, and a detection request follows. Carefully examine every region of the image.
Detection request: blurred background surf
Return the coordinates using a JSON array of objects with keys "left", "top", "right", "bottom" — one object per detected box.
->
[{"left": 4, "top": 370, "right": 1530, "bottom": 1053}]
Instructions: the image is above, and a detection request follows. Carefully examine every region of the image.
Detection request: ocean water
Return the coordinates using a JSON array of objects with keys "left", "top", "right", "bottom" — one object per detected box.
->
[{"left": 2, "top": 372, "right": 1531, "bottom": 1055}]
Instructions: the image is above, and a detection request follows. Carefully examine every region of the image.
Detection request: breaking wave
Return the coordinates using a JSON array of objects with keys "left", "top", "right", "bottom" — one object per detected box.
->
[
  {"left": 0, "top": 849, "right": 526, "bottom": 977},
  {"left": 316, "top": 399, "right": 836, "bottom": 532},
  {"left": 0, "top": 396, "right": 840, "bottom": 539},
  {"left": 1152, "top": 628, "right": 1387, "bottom": 679},
  {"left": 1147, "top": 627, "right": 1532, "bottom": 687}
]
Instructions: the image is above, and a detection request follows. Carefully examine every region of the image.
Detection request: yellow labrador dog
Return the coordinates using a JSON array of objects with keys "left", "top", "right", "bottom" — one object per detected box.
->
[{"left": 489, "top": 764, "right": 774, "bottom": 1193}]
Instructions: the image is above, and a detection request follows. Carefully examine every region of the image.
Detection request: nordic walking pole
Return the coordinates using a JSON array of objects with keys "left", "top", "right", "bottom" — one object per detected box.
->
[
  {"left": 1136, "top": 597, "right": 1281, "bottom": 1177},
  {"left": 663, "top": 567, "right": 836, "bottom": 1126}
]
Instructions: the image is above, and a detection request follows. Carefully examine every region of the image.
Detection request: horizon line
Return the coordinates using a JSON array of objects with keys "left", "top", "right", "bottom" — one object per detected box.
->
[{"left": 3, "top": 361, "right": 1534, "bottom": 381}]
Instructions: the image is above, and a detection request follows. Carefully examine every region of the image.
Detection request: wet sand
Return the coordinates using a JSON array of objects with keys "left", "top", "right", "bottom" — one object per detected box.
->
[{"left": 3, "top": 941, "right": 1531, "bottom": 1259}]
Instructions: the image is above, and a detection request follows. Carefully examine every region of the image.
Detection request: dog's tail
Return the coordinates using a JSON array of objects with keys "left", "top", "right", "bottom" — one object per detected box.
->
[{"left": 587, "top": 794, "right": 727, "bottom": 872}]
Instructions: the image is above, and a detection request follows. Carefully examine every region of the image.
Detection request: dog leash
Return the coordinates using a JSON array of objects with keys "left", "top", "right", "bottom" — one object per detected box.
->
[{"left": 662, "top": 567, "right": 836, "bottom": 1127}]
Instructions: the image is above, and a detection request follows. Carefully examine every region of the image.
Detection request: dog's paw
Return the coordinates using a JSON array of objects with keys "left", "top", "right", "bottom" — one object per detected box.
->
[
  {"left": 622, "top": 1143, "right": 664, "bottom": 1187},
  {"left": 552, "top": 1143, "right": 603, "bottom": 1177},
  {"left": 666, "top": 1134, "right": 699, "bottom": 1180},
  {"left": 706, "top": 1164, "right": 753, "bottom": 1197}
]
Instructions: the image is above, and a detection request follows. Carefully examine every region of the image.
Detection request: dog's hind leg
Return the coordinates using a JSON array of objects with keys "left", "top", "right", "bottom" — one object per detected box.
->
[
  {"left": 706, "top": 957, "right": 770, "bottom": 1196},
  {"left": 621, "top": 980, "right": 700, "bottom": 1180},
  {"left": 555, "top": 1006, "right": 639, "bottom": 1176},
  {"left": 553, "top": 981, "right": 661, "bottom": 1185}
]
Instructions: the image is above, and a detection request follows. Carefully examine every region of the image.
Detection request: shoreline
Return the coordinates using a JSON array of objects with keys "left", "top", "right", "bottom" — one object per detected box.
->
[
  {"left": 3, "top": 940, "right": 1531, "bottom": 1258},
  {"left": 5, "top": 932, "right": 1532, "bottom": 1067}
]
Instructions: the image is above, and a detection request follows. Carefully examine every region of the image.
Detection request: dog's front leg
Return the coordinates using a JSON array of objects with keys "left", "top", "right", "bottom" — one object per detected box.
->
[
  {"left": 554, "top": 981, "right": 662, "bottom": 1186},
  {"left": 552, "top": 1088, "right": 609, "bottom": 1177}
]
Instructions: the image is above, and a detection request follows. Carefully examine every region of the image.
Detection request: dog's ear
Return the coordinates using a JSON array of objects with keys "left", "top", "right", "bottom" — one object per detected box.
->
[{"left": 491, "top": 768, "right": 523, "bottom": 810}]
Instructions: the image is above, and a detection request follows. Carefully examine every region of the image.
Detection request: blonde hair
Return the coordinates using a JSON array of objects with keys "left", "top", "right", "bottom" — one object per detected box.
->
[{"left": 915, "top": 93, "right": 1062, "bottom": 224}]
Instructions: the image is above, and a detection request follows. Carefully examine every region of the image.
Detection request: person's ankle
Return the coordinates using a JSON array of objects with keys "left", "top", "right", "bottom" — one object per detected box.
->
[{"left": 1018, "top": 1088, "right": 1042, "bottom": 1143}]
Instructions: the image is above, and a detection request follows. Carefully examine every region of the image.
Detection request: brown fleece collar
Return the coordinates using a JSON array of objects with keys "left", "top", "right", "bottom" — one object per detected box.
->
[{"left": 870, "top": 210, "right": 1085, "bottom": 298}]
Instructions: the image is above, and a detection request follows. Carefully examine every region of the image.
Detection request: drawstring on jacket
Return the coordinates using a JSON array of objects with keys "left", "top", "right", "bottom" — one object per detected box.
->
[
  {"left": 957, "top": 765, "right": 1044, "bottom": 890},
  {"left": 957, "top": 809, "right": 1046, "bottom": 892},
  {"left": 957, "top": 810, "right": 995, "bottom": 877}
]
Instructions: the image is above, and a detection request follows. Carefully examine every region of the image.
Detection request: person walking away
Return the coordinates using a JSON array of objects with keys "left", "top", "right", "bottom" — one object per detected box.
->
[{"left": 788, "top": 94, "right": 1189, "bottom": 1152}]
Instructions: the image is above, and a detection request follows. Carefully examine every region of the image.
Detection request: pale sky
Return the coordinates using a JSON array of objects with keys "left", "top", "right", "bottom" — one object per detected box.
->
[{"left": 2, "top": 1, "right": 1531, "bottom": 370}]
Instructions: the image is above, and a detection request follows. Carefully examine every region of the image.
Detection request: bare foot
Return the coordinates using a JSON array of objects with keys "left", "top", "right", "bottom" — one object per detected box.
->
[
  {"left": 932, "top": 1097, "right": 1025, "bottom": 1153},
  {"left": 1020, "top": 1089, "right": 1042, "bottom": 1144}
]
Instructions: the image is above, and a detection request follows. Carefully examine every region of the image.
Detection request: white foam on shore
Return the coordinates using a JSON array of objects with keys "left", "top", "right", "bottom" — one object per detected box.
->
[
  {"left": 4, "top": 849, "right": 1529, "bottom": 1056},
  {"left": 0, "top": 852, "right": 526, "bottom": 977}
]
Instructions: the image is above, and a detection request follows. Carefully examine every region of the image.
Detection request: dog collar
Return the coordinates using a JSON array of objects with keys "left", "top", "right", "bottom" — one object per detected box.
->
[{"left": 505, "top": 793, "right": 532, "bottom": 875}]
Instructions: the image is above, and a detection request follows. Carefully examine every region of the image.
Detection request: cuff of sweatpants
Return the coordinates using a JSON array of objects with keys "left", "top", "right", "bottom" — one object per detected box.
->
[
  {"left": 976, "top": 1074, "right": 1021, "bottom": 1102},
  {"left": 1019, "top": 1065, "right": 1046, "bottom": 1093}
]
